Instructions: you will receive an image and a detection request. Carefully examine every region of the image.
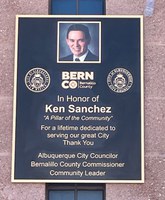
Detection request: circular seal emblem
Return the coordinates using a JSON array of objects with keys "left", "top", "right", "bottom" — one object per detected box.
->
[
  {"left": 25, "top": 68, "right": 50, "bottom": 93},
  {"left": 107, "top": 68, "right": 133, "bottom": 93}
]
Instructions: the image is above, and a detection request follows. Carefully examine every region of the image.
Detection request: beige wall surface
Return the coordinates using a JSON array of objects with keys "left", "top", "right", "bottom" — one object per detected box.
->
[{"left": 0, "top": 0, "right": 164, "bottom": 199}]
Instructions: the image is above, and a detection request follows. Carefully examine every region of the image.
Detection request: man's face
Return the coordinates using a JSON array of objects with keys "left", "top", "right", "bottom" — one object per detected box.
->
[{"left": 66, "top": 31, "right": 89, "bottom": 57}]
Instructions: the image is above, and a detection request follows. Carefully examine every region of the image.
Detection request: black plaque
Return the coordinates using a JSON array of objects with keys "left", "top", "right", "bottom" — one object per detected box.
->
[{"left": 12, "top": 15, "right": 144, "bottom": 183}]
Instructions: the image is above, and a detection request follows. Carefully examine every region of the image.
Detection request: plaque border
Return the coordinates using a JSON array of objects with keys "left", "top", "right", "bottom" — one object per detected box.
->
[{"left": 12, "top": 15, "right": 144, "bottom": 183}]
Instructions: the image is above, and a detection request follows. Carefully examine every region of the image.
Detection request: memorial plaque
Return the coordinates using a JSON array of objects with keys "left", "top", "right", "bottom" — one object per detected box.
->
[{"left": 12, "top": 15, "right": 144, "bottom": 183}]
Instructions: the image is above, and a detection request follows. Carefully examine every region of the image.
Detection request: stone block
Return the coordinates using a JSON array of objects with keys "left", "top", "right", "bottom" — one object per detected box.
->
[
  {"left": 144, "top": 0, "right": 165, "bottom": 44},
  {"left": 145, "top": 98, "right": 165, "bottom": 153},
  {"left": 144, "top": 44, "right": 165, "bottom": 98},
  {"left": 0, "top": 97, "right": 13, "bottom": 153}
]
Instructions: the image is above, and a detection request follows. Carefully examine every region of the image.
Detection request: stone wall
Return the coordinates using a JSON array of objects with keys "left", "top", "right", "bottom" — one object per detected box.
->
[{"left": 0, "top": 0, "right": 164, "bottom": 199}]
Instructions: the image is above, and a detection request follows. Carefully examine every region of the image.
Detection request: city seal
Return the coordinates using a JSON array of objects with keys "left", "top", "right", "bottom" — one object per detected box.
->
[
  {"left": 107, "top": 68, "right": 133, "bottom": 93},
  {"left": 25, "top": 67, "right": 50, "bottom": 92}
]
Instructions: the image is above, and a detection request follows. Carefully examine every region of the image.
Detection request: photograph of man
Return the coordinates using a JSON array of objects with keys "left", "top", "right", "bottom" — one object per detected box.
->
[{"left": 59, "top": 23, "right": 100, "bottom": 62}]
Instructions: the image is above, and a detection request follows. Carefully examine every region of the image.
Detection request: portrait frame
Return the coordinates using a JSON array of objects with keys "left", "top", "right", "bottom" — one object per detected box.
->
[{"left": 57, "top": 21, "right": 101, "bottom": 63}]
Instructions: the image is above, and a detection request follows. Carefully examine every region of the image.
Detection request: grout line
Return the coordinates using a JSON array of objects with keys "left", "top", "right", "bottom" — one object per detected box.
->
[
  {"left": 0, "top": 152, "right": 10, "bottom": 156},
  {"left": 146, "top": 97, "right": 165, "bottom": 100},
  {"left": 0, "top": 96, "right": 13, "bottom": 100}
]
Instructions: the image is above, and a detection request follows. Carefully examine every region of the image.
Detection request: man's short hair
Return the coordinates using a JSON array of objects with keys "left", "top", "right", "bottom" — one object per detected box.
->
[{"left": 66, "top": 24, "right": 91, "bottom": 41}]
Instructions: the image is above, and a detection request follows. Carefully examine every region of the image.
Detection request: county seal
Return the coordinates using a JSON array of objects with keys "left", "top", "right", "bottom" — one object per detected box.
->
[
  {"left": 107, "top": 68, "right": 133, "bottom": 93},
  {"left": 25, "top": 67, "right": 50, "bottom": 93}
]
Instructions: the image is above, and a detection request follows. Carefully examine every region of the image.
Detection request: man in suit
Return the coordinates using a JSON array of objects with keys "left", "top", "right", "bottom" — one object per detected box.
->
[{"left": 60, "top": 24, "right": 99, "bottom": 62}]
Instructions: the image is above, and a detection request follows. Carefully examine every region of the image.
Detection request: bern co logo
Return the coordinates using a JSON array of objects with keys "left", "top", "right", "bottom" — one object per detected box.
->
[
  {"left": 107, "top": 68, "right": 133, "bottom": 93},
  {"left": 25, "top": 68, "right": 50, "bottom": 93}
]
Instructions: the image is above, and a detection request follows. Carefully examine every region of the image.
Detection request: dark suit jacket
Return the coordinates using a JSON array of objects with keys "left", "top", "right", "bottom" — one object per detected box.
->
[{"left": 60, "top": 50, "right": 99, "bottom": 61}]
